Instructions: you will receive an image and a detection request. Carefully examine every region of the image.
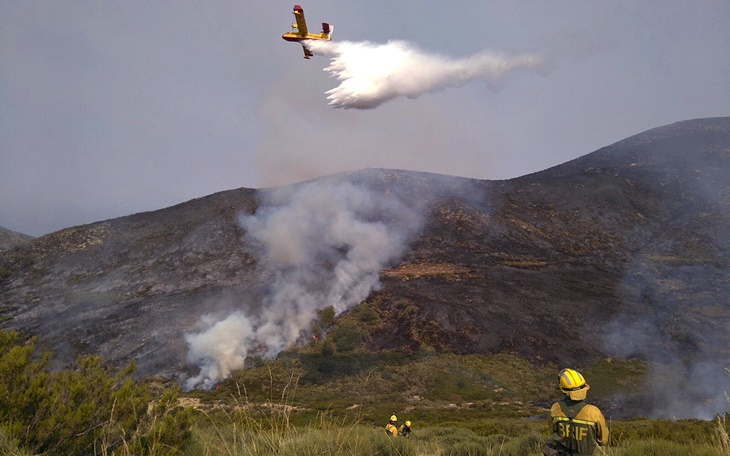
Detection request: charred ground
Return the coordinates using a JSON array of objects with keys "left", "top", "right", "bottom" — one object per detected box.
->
[
  {"left": 375, "top": 118, "right": 730, "bottom": 370},
  {"left": 0, "top": 226, "right": 33, "bottom": 252},
  {"left": 1, "top": 118, "right": 728, "bottom": 389}
]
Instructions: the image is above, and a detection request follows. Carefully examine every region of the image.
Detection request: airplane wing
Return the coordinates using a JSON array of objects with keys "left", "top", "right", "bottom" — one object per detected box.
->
[
  {"left": 293, "top": 5, "right": 308, "bottom": 37},
  {"left": 301, "top": 43, "right": 313, "bottom": 59}
]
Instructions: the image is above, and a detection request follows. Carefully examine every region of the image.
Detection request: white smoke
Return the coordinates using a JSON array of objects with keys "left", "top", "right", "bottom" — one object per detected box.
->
[
  {"left": 604, "top": 313, "right": 730, "bottom": 419},
  {"left": 305, "top": 40, "right": 547, "bottom": 109},
  {"left": 184, "top": 312, "right": 253, "bottom": 390},
  {"left": 185, "top": 175, "right": 422, "bottom": 389}
]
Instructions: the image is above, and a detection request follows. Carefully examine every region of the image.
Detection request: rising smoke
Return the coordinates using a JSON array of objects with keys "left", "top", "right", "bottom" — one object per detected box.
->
[
  {"left": 185, "top": 174, "right": 423, "bottom": 389},
  {"left": 305, "top": 40, "right": 547, "bottom": 109},
  {"left": 604, "top": 312, "right": 730, "bottom": 420}
]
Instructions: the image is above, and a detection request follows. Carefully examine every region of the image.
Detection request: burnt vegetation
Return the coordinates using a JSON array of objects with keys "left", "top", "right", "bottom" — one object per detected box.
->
[
  {"left": 0, "top": 227, "right": 33, "bottom": 253},
  {"left": 1, "top": 117, "right": 729, "bottom": 417}
]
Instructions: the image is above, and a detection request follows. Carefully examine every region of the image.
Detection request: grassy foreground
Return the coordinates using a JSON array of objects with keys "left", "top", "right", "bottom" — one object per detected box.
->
[
  {"left": 1, "top": 328, "right": 728, "bottom": 455},
  {"left": 182, "top": 410, "right": 729, "bottom": 456},
  {"left": 180, "top": 378, "right": 729, "bottom": 456}
]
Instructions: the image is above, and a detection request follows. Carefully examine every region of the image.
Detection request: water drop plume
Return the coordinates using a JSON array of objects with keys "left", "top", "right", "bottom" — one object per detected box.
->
[{"left": 306, "top": 39, "right": 547, "bottom": 109}]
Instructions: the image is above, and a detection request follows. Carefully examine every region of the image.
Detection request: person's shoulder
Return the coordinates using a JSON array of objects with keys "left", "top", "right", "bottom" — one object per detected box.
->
[
  {"left": 549, "top": 401, "right": 563, "bottom": 416},
  {"left": 582, "top": 402, "right": 603, "bottom": 412},
  {"left": 577, "top": 403, "right": 605, "bottom": 420}
]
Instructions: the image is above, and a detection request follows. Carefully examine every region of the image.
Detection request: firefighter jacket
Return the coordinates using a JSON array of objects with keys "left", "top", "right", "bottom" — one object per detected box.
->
[
  {"left": 385, "top": 423, "right": 398, "bottom": 436},
  {"left": 548, "top": 398, "right": 608, "bottom": 455}
]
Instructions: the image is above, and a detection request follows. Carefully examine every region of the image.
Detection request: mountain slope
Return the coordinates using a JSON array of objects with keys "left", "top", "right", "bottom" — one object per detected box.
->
[
  {"left": 0, "top": 226, "right": 33, "bottom": 251},
  {"left": 1, "top": 118, "right": 728, "bottom": 387},
  {"left": 374, "top": 118, "right": 730, "bottom": 368}
]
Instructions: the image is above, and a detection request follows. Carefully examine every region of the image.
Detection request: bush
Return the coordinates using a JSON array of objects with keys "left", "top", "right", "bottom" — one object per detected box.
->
[
  {"left": 614, "top": 439, "right": 716, "bottom": 456},
  {"left": 367, "top": 431, "right": 415, "bottom": 456},
  {"left": 0, "top": 330, "right": 193, "bottom": 455},
  {"left": 610, "top": 418, "right": 717, "bottom": 445},
  {"left": 441, "top": 441, "right": 487, "bottom": 456},
  {"left": 0, "top": 426, "right": 31, "bottom": 456},
  {"left": 499, "top": 432, "right": 544, "bottom": 456},
  {"left": 330, "top": 321, "right": 369, "bottom": 352}
]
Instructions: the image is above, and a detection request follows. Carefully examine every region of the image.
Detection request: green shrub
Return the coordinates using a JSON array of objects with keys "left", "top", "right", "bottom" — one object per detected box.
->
[
  {"left": 310, "top": 307, "right": 336, "bottom": 339},
  {"left": 498, "top": 432, "right": 544, "bottom": 456},
  {"left": 0, "top": 331, "right": 52, "bottom": 449},
  {"left": 0, "top": 426, "right": 31, "bottom": 456},
  {"left": 441, "top": 441, "right": 487, "bottom": 456},
  {"left": 330, "top": 320, "right": 369, "bottom": 352},
  {"left": 367, "top": 431, "right": 415, "bottom": 456},
  {"left": 610, "top": 418, "right": 718, "bottom": 445},
  {"left": 0, "top": 330, "right": 193, "bottom": 455},
  {"left": 613, "top": 439, "right": 716, "bottom": 456},
  {"left": 350, "top": 302, "right": 381, "bottom": 325}
]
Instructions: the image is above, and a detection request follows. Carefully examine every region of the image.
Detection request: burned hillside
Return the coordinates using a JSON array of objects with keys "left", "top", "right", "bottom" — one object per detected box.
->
[
  {"left": 0, "top": 118, "right": 728, "bottom": 390},
  {"left": 374, "top": 118, "right": 730, "bottom": 367},
  {"left": 0, "top": 226, "right": 33, "bottom": 252}
]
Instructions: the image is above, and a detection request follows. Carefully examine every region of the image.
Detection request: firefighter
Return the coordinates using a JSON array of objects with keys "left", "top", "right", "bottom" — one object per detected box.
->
[
  {"left": 385, "top": 414, "right": 398, "bottom": 436},
  {"left": 399, "top": 420, "right": 412, "bottom": 438},
  {"left": 543, "top": 369, "right": 609, "bottom": 456}
]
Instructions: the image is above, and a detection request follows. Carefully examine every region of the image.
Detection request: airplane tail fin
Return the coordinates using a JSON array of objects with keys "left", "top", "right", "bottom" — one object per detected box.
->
[{"left": 322, "top": 23, "right": 333, "bottom": 39}]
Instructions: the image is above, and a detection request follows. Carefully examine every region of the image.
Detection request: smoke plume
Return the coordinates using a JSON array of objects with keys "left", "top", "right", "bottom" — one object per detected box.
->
[
  {"left": 604, "top": 313, "right": 730, "bottom": 420},
  {"left": 603, "top": 258, "right": 730, "bottom": 420},
  {"left": 305, "top": 40, "right": 547, "bottom": 109},
  {"left": 185, "top": 174, "right": 422, "bottom": 389}
]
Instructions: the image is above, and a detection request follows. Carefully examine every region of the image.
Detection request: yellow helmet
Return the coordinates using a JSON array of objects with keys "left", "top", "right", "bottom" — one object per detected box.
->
[
  {"left": 390, "top": 415, "right": 397, "bottom": 422},
  {"left": 405, "top": 421, "right": 411, "bottom": 427},
  {"left": 559, "top": 369, "right": 590, "bottom": 400},
  {"left": 559, "top": 368, "right": 586, "bottom": 391}
]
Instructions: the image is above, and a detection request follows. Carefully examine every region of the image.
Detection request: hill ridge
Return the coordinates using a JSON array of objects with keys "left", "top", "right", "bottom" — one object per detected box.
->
[
  {"left": 1, "top": 118, "right": 728, "bottom": 416},
  {"left": 0, "top": 226, "right": 33, "bottom": 252}
]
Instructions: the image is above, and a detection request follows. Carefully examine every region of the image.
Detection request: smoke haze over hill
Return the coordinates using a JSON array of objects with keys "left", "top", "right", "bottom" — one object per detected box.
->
[
  {"left": 1, "top": 118, "right": 729, "bottom": 418},
  {"left": 185, "top": 176, "right": 424, "bottom": 388}
]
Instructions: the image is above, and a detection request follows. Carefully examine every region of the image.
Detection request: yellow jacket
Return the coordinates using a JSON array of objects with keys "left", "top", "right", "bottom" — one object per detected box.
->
[
  {"left": 385, "top": 423, "right": 398, "bottom": 436},
  {"left": 549, "top": 399, "right": 608, "bottom": 454}
]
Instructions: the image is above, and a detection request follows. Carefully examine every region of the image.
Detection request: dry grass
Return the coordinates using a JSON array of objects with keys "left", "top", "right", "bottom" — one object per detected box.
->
[{"left": 383, "top": 262, "right": 474, "bottom": 281}]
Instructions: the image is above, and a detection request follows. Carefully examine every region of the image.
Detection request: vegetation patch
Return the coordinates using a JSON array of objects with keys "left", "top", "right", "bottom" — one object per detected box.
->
[
  {"left": 501, "top": 259, "right": 549, "bottom": 269},
  {"left": 0, "top": 330, "right": 192, "bottom": 455},
  {"left": 1, "top": 328, "right": 728, "bottom": 455},
  {"left": 580, "top": 357, "right": 647, "bottom": 397},
  {"left": 383, "top": 262, "right": 474, "bottom": 281}
]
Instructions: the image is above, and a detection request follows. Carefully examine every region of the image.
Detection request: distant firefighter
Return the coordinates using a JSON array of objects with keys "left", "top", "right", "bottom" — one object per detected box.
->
[
  {"left": 543, "top": 369, "right": 609, "bottom": 456},
  {"left": 399, "top": 420, "right": 412, "bottom": 438},
  {"left": 385, "top": 414, "right": 398, "bottom": 436}
]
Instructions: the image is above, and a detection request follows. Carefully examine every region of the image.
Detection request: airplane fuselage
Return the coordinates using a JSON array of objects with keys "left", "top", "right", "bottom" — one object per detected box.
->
[
  {"left": 281, "top": 29, "right": 332, "bottom": 42},
  {"left": 281, "top": 33, "right": 309, "bottom": 43}
]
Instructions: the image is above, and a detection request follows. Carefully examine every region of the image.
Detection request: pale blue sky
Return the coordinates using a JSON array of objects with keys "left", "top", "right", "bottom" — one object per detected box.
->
[{"left": 2, "top": 1, "right": 729, "bottom": 236}]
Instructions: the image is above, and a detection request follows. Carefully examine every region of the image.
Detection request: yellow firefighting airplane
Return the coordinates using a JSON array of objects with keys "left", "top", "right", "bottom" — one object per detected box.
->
[{"left": 281, "top": 5, "right": 333, "bottom": 59}]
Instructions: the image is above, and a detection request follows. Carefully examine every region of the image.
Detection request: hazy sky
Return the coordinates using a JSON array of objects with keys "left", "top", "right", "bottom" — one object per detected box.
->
[{"left": 2, "top": 1, "right": 729, "bottom": 236}]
